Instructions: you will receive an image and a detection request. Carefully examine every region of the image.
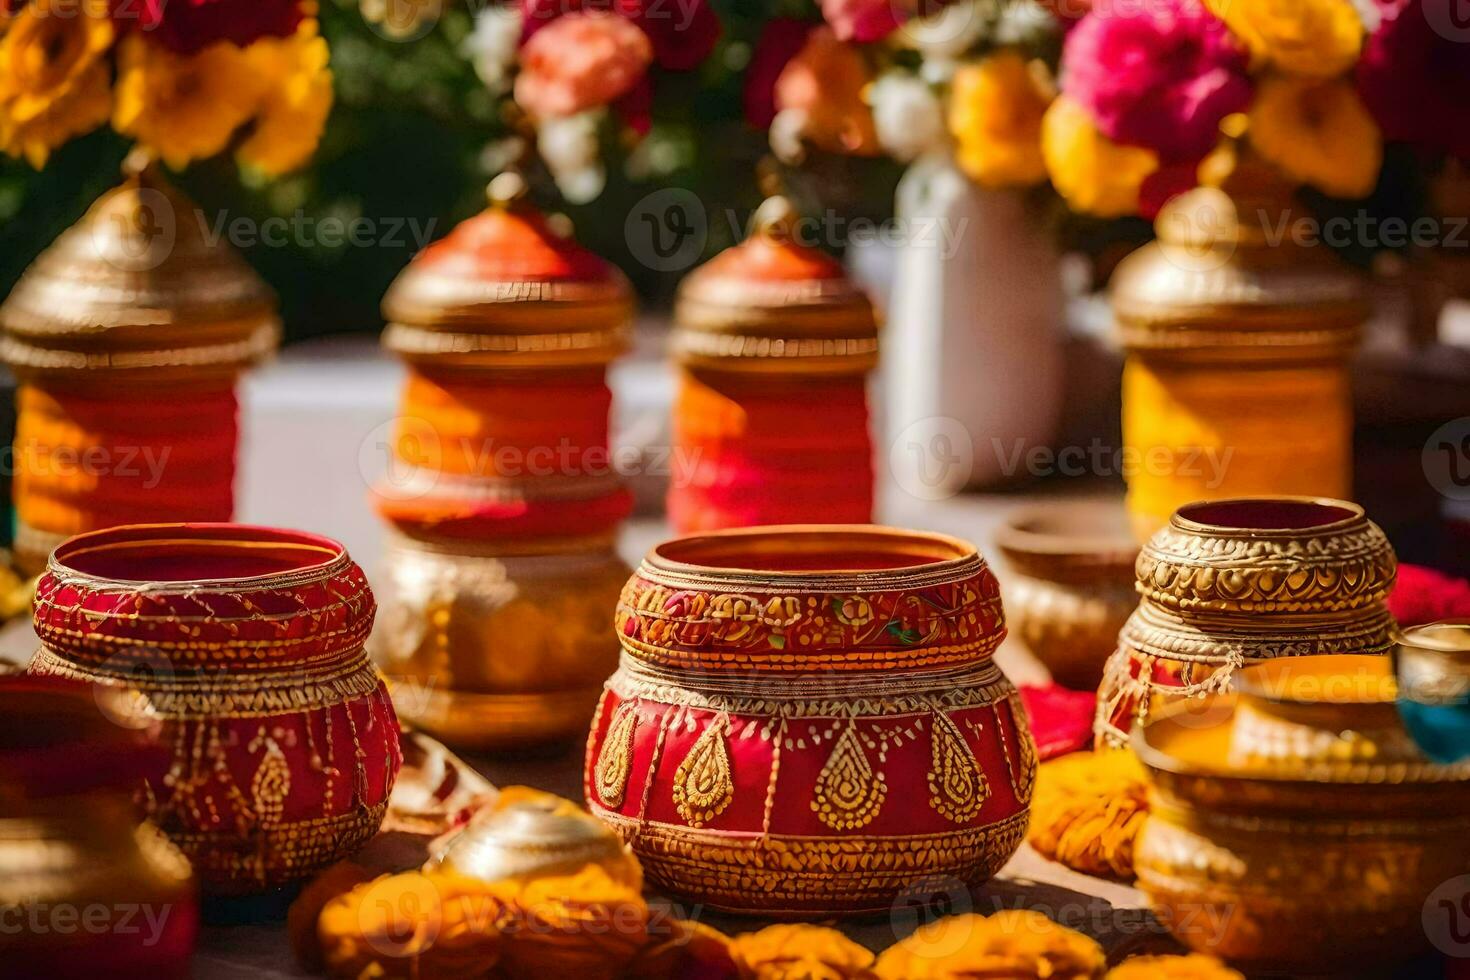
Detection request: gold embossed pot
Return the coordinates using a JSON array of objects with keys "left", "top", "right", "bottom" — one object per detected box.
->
[
  {"left": 1097, "top": 496, "right": 1397, "bottom": 746},
  {"left": 585, "top": 525, "right": 1035, "bottom": 917},
  {"left": 994, "top": 502, "right": 1139, "bottom": 691},
  {"left": 1133, "top": 655, "right": 1470, "bottom": 973},
  {"left": 0, "top": 678, "right": 197, "bottom": 976},
  {"left": 28, "top": 523, "right": 401, "bottom": 895},
  {"left": 370, "top": 176, "right": 633, "bottom": 750}
]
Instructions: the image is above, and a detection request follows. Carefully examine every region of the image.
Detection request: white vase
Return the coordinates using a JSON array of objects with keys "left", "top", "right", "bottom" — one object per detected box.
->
[{"left": 880, "top": 152, "right": 1064, "bottom": 497}]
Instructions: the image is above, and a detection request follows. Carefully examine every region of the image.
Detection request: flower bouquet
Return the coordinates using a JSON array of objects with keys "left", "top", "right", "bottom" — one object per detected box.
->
[
  {"left": 1040, "top": 0, "right": 1388, "bottom": 536},
  {"left": 751, "top": 0, "right": 1072, "bottom": 491}
]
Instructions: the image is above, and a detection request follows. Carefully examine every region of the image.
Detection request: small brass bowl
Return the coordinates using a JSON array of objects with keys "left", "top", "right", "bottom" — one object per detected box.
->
[
  {"left": 1133, "top": 655, "right": 1470, "bottom": 973},
  {"left": 1395, "top": 620, "right": 1470, "bottom": 764}
]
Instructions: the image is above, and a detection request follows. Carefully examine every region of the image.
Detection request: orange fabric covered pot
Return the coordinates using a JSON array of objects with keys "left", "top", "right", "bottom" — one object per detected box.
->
[
  {"left": 0, "top": 166, "right": 279, "bottom": 573},
  {"left": 586, "top": 525, "right": 1035, "bottom": 916},
  {"left": 28, "top": 524, "right": 401, "bottom": 895},
  {"left": 370, "top": 176, "right": 634, "bottom": 750},
  {"left": 667, "top": 196, "right": 878, "bottom": 533}
]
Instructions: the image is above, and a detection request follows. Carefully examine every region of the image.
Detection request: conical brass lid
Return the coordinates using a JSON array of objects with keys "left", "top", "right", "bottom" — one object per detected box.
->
[
  {"left": 0, "top": 166, "right": 280, "bottom": 383},
  {"left": 1111, "top": 148, "right": 1368, "bottom": 365},
  {"left": 381, "top": 174, "right": 633, "bottom": 370},
  {"left": 673, "top": 195, "right": 879, "bottom": 376}
]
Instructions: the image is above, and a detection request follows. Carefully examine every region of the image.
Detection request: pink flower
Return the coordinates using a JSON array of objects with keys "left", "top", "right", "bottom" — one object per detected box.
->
[
  {"left": 514, "top": 10, "right": 653, "bottom": 118},
  {"left": 818, "top": 0, "right": 950, "bottom": 42},
  {"left": 520, "top": 0, "right": 720, "bottom": 72},
  {"left": 1061, "top": 0, "right": 1251, "bottom": 162},
  {"left": 1357, "top": 0, "right": 1470, "bottom": 161}
]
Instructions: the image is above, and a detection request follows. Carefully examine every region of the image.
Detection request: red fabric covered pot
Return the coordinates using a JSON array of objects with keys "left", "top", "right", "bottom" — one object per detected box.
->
[
  {"left": 28, "top": 524, "right": 401, "bottom": 895},
  {"left": 585, "top": 525, "right": 1034, "bottom": 917}
]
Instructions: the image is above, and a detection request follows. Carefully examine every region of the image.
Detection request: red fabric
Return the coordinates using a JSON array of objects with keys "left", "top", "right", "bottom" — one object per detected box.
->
[
  {"left": 669, "top": 371, "right": 874, "bottom": 532},
  {"left": 1018, "top": 684, "right": 1096, "bottom": 760},
  {"left": 1389, "top": 563, "right": 1470, "bottom": 627},
  {"left": 14, "top": 382, "right": 237, "bottom": 539}
]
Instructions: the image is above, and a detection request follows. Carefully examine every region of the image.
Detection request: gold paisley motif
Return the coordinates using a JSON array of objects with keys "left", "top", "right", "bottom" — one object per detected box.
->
[
  {"left": 926, "top": 711, "right": 988, "bottom": 823},
  {"left": 672, "top": 715, "right": 734, "bottom": 827},
  {"left": 1009, "top": 696, "right": 1038, "bottom": 805},
  {"left": 811, "top": 724, "right": 886, "bottom": 831},
  {"left": 248, "top": 729, "right": 290, "bottom": 829},
  {"left": 594, "top": 703, "right": 639, "bottom": 808}
]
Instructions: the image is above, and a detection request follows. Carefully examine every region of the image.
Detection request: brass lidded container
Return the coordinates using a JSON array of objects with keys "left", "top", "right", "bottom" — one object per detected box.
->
[
  {"left": 667, "top": 195, "right": 879, "bottom": 532},
  {"left": 1133, "top": 655, "right": 1470, "bottom": 973},
  {"left": 0, "top": 161, "right": 279, "bottom": 573},
  {"left": 370, "top": 174, "right": 634, "bottom": 750},
  {"left": 1111, "top": 152, "right": 1369, "bottom": 541}
]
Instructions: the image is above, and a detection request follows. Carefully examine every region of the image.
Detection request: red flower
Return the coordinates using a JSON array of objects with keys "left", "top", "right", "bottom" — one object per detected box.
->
[
  {"left": 520, "top": 0, "right": 720, "bottom": 72},
  {"left": 743, "top": 18, "right": 811, "bottom": 128},
  {"left": 111, "top": 0, "right": 304, "bottom": 54},
  {"left": 818, "top": 0, "right": 951, "bottom": 42},
  {"left": 1357, "top": 0, "right": 1470, "bottom": 161}
]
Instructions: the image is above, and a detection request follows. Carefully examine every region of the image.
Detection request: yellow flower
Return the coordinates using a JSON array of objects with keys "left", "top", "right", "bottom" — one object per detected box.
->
[
  {"left": 112, "top": 33, "right": 268, "bottom": 170},
  {"left": 0, "top": 0, "right": 113, "bottom": 167},
  {"left": 948, "top": 51, "right": 1052, "bottom": 189},
  {"left": 1027, "top": 749, "right": 1148, "bottom": 880},
  {"left": 317, "top": 870, "right": 508, "bottom": 980},
  {"left": 1106, "top": 954, "right": 1245, "bottom": 980},
  {"left": 1248, "top": 76, "right": 1381, "bottom": 198},
  {"left": 494, "top": 865, "right": 651, "bottom": 979},
  {"left": 728, "top": 923, "right": 877, "bottom": 979},
  {"left": 237, "top": 21, "right": 333, "bottom": 176},
  {"left": 1041, "top": 96, "right": 1158, "bottom": 218},
  {"left": 875, "top": 910, "right": 1106, "bottom": 980},
  {"left": 1205, "top": 0, "right": 1362, "bottom": 78}
]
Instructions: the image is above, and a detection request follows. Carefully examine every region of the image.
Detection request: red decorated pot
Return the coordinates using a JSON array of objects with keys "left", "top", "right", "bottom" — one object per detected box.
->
[
  {"left": 28, "top": 524, "right": 401, "bottom": 895},
  {"left": 585, "top": 525, "right": 1034, "bottom": 917}
]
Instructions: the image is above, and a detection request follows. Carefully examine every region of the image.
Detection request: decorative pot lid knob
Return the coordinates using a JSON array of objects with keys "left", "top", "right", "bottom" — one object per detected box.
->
[
  {"left": 0, "top": 160, "right": 280, "bottom": 383},
  {"left": 672, "top": 193, "right": 878, "bottom": 376},
  {"left": 381, "top": 174, "right": 633, "bottom": 370}
]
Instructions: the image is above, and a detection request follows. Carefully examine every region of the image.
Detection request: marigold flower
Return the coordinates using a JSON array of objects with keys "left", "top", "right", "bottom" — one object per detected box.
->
[
  {"left": 0, "top": 0, "right": 113, "bottom": 167},
  {"left": 629, "top": 918, "right": 737, "bottom": 980},
  {"left": 948, "top": 52, "right": 1052, "bottom": 189},
  {"left": 112, "top": 33, "right": 268, "bottom": 169},
  {"left": 1204, "top": 0, "right": 1363, "bottom": 78},
  {"left": 513, "top": 10, "right": 651, "bottom": 119},
  {"left": 1041, "top": 95, "right": 1158, "bottom": 218},
  {"left": 874, "top": 910, "right": 1106, "bottom": 980},
  {"left": 728, "top": 923, "right": 877, "bottom": 979},
  {"left": 494, "top": 865, "right": 651, "bottom": 979},
  {"left": 237, "top": 22, "right": 332, "bottom": 176},
  {"left": 317, "top": 870, "right": 509, "bottom": 980},
  {"left": 1248, "top": 75, "right": 1380, "bottom": 198},
  {"left": 1027, "top": 749, "right": 1148, "bottom": 879},
  {"left": 1106, "top": 954, "right": 1245, "bottom": 979}
]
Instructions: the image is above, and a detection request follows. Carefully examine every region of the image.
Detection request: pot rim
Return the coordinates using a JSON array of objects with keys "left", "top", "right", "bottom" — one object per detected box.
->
[
  {"left": 645, "top": 524, "right": 977, "bottom": 580},
  {"left": 1397, "top": 619, "right": 1470, "bottom": 654},
  {"left": 1170, "top": 495, "right": 1365, "bottom": 536},
  {"left": 49, "top": 522, "right": 349, "bottom": 589},
  {"left": 994, "top": 502, "right": 1138, "bottom": 566}
]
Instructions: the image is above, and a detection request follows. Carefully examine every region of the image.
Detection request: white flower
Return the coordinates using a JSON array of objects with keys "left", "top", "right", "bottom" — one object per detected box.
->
[
  {"left": 768, "top": 107, "right": 809, "bottom": 164},
  {"left": 538, "top": 110, "right": 607, "bottom": 203},
  {"left": 896, "top": 0, "right": 989, "bottom": 61},
  {"left": 462, "top": 4, "right": 523, "bottom": 95},
  {"left": 867, "top": 72, "right": 946, "bottom": 162},
  {"left": 1349, "top": 0, "right": 1381, "bottom": 33}
]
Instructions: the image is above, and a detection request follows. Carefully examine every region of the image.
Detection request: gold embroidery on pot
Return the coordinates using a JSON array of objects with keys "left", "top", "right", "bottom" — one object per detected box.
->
[
  {"left": 672, "top": 714, "right": 734, "bottom": 826},
  {"left": 926, "top": 711, "right": 988, "bottom": 823},
  {"left": 594, "top": 702, "right": 639, "bottom": 808},
  {"left": 811, "top": 723, "right": 886, "bottom": 831},
  {"left": 1006, "top": 695, "right": 1038, "bottom": 805}
]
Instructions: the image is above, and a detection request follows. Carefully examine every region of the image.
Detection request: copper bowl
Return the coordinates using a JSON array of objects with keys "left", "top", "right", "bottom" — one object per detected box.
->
[{"left": 994, "top": 501, "right": 1138, "bottom": 691}]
